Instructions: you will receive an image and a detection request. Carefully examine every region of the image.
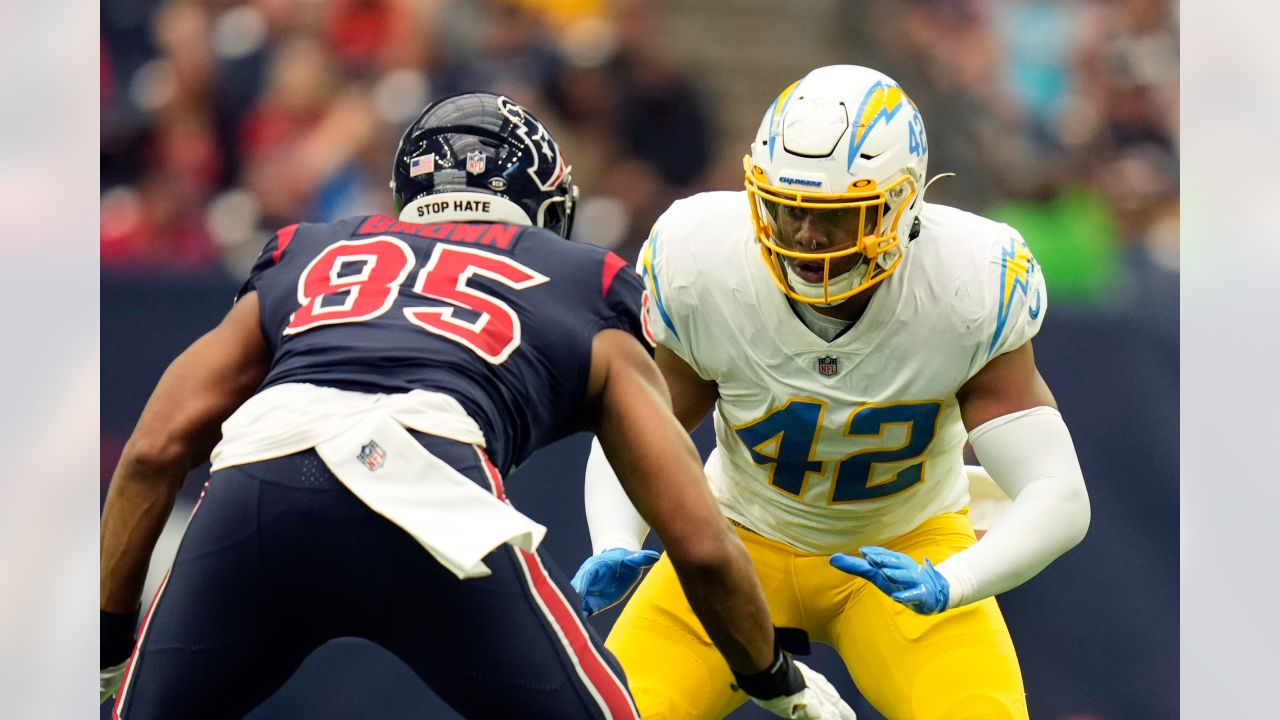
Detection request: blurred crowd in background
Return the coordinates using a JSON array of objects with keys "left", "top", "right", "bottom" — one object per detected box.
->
[
  {"left": 101, "top": 0, "right": 1177, "bottom": 329},
  {"left": 98, "top": 3, "right": 1179, "bottom": 716}
]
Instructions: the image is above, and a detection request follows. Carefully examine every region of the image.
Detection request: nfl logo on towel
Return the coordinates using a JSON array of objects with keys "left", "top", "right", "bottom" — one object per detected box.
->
[
  {"left": 817, "top": 356, "right": 839, "bottom": 376},
  {"left": 357, "top": 440, "right": 387, "bottom": 471},
  {"left": 409, "top": 153, "right": 435, "bottom": 177},
  {"left": 466, "top": 150, "right": 486, "bottom": 174}
]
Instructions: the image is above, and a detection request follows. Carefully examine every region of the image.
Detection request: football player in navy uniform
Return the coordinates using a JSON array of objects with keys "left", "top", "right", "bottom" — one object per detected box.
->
[{"left": 99, "top": 93, "right": 856, "bottom": 719}]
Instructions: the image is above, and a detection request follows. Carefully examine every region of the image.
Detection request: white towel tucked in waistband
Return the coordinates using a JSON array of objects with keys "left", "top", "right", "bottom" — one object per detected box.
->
[
  {"left": 211, "top": 383, "right": 487, "bottom": 472},
  {"left": 315, "top": 412, "right": 546, "bottom": 579}
]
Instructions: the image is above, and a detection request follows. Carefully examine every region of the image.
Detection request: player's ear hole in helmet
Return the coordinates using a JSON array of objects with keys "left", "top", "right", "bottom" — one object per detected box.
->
[{"left": 390, "top": 92, "right": 580, "bottom": 238}]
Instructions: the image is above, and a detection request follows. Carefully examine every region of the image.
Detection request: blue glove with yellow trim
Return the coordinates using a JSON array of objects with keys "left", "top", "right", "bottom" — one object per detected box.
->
[
  {"left": 830, "top": 546, "right": 950, "bottom": 615},
  {"left": 571, "top": 548, "right": 661, "bottom": 616}
]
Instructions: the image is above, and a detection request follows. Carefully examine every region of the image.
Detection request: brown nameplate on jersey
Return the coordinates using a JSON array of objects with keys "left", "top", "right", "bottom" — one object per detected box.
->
[{"left": 355, "top": 215, "right": 519, "bottom": 250}]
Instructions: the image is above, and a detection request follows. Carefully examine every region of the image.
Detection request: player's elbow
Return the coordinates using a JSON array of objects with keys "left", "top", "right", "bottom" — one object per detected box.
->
[
  {"left": 1054, "top": 478, "right": 1091, "bottom": 552},
  {"left": 120, "top": 432, "right": 196, "bottom": 481},
  {"left": 1068, "top": 487, "right": 1091, "bottom": 549}
]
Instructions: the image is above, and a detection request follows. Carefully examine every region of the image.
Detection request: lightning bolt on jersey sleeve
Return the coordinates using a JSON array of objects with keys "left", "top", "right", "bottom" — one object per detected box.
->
[
  {"left": 637, "top": 201, "right": 718, "bottom": 380},
  {"left": 983, "top": 227, "right": 1047, "bottom": 360}
]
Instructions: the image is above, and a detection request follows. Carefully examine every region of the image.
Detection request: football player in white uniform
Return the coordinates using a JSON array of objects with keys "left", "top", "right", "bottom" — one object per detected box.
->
[{"left": 571, "top": 65, "right": 1091, "bottom": 719}]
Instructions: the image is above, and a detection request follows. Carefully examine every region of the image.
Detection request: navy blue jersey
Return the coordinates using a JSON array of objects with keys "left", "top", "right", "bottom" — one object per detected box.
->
[{"left": 238, "top": 215, "right": 647, "bottom": 473}]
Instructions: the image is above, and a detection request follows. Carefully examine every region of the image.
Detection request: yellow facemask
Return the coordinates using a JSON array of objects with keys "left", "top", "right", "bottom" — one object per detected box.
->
[{"left": 745, "top": 156, "right": 917, "bottom": 306}]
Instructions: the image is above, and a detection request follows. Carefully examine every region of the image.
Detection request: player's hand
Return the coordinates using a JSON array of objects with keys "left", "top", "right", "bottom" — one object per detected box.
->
[
  {"left": 735, "top": 629, "right": 856, "bottom": 719},
  {"left": 748, "top": 660, "right": 856, "bottom": 719},
  {"left": 830, "top": 546, "right": 950, "bottom": 615},
  {"left": 101, "top": 607, "right": 138, "bottom": 704},
  {"left": 100, "top": 660, "right": 128, "bottom": 704},
  {"left": 570, "top": 548, "right": 661, "bottom": 616},
  {"left": 735, "top": 636, "right": 856, "bottom": 720}
]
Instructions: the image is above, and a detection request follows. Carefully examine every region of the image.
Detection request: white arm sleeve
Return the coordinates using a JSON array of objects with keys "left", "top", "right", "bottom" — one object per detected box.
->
[
  {"left": 935, "top": 407, "right": 1090, "bottom": 609},
  {"left": 584, "top": 436, "right": 651, "bottom": 554}
]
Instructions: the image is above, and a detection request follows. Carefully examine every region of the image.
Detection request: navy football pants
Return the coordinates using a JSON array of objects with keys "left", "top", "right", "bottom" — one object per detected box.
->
[{"left": 113, "top": 435, "right": 639, "bottom": 719}]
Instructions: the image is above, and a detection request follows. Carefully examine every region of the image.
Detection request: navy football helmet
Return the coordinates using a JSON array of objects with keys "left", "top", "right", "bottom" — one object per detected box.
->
[{"left": 391, "top": 92, "right": 579, "bottom": 238}]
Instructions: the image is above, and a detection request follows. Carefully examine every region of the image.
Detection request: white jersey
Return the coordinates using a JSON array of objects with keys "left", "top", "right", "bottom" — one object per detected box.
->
[{"left": 639, "top": 191, "right": 1046, "bottom": 553}]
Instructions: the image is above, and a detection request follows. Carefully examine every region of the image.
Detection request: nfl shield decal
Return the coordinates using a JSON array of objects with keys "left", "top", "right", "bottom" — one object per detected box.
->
[
  {"left": 357, "top": 440, "right": 387, "bottom": 471},
  {"left": 817, "top": 355, "right": 838, "bottom": 376},
  {"left": 466, "top": 150, "right": 486, "bottom": 175}
]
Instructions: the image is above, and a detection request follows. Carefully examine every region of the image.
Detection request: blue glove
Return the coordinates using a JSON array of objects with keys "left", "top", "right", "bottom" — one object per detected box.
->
[
  {"left": 570, "top": 548, "right": 661, "bottom": 616},
  {"left": 830, "top": 546, "right": 950, "bottom": 615}
]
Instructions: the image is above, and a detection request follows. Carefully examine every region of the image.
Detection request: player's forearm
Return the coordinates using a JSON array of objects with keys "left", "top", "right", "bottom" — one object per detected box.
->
[
  {"left": 591, "top": 339, "right": 774, "bottom": 672},
  {"left": 936, "top": 474, "right": 1088, "bottom": 607},
  {"left": 584, "top": 436, "right": 650, "bottom": 553},
  {"left": 936, "top": 407, "right": 1090, "bottom": 608},
  {"left": 667, "top": 534, "right": 776, "bottom": 675},
  {"left": 100, "top": 452, "right": 188, "bottom": 613}
]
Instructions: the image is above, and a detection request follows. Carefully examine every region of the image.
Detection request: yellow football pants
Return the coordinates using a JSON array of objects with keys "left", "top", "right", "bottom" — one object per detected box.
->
[{"left": 606, "top": 511, "right": 1028, "bottom": 720}]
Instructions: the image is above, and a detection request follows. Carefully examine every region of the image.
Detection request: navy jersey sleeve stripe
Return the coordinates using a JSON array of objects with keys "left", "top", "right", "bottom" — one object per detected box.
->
[
  {"left": 601, "top": 251, "right": 628, "bottom": 299},
  {"left": 271, "top": 224, "right": 300, "bottom": 265},
  {"left": 596, "top": 257, "right": 650, "bottom": 355},
  {"left": 237, "top": 224, "right": 306, "bottom": 301}
]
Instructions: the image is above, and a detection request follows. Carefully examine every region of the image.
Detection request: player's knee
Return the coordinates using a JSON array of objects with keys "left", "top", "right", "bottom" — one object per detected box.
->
[
  {"left": 625, "top": 675, "right": 730, "bottom": 720},
  {"left": 909, "top": 642, "right": 1028, "bottom": 720},
  {"left": 607, "top": 622, "right": 737, "bottom": 720},
  {"left": 625, "top": 684, "right": 687, "bottom": 720}
]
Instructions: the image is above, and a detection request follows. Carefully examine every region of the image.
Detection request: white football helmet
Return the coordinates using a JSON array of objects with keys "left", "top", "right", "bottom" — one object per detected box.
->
[{"left": 745, "top": 65, "right": 929, "bottom": 305}]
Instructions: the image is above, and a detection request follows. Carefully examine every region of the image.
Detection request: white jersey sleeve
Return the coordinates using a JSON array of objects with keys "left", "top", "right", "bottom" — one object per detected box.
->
[
  {"left": 637, "top": 194, "right": 746, "bottom": 381},
  {"left": 976, "top": 226, "right": 1047, "bottom": 362}
]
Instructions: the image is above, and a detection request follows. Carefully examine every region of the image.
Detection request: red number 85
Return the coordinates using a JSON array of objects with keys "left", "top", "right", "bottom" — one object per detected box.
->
[{"left": 283, "top": 237, "right": 549, "bottom": 364}]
